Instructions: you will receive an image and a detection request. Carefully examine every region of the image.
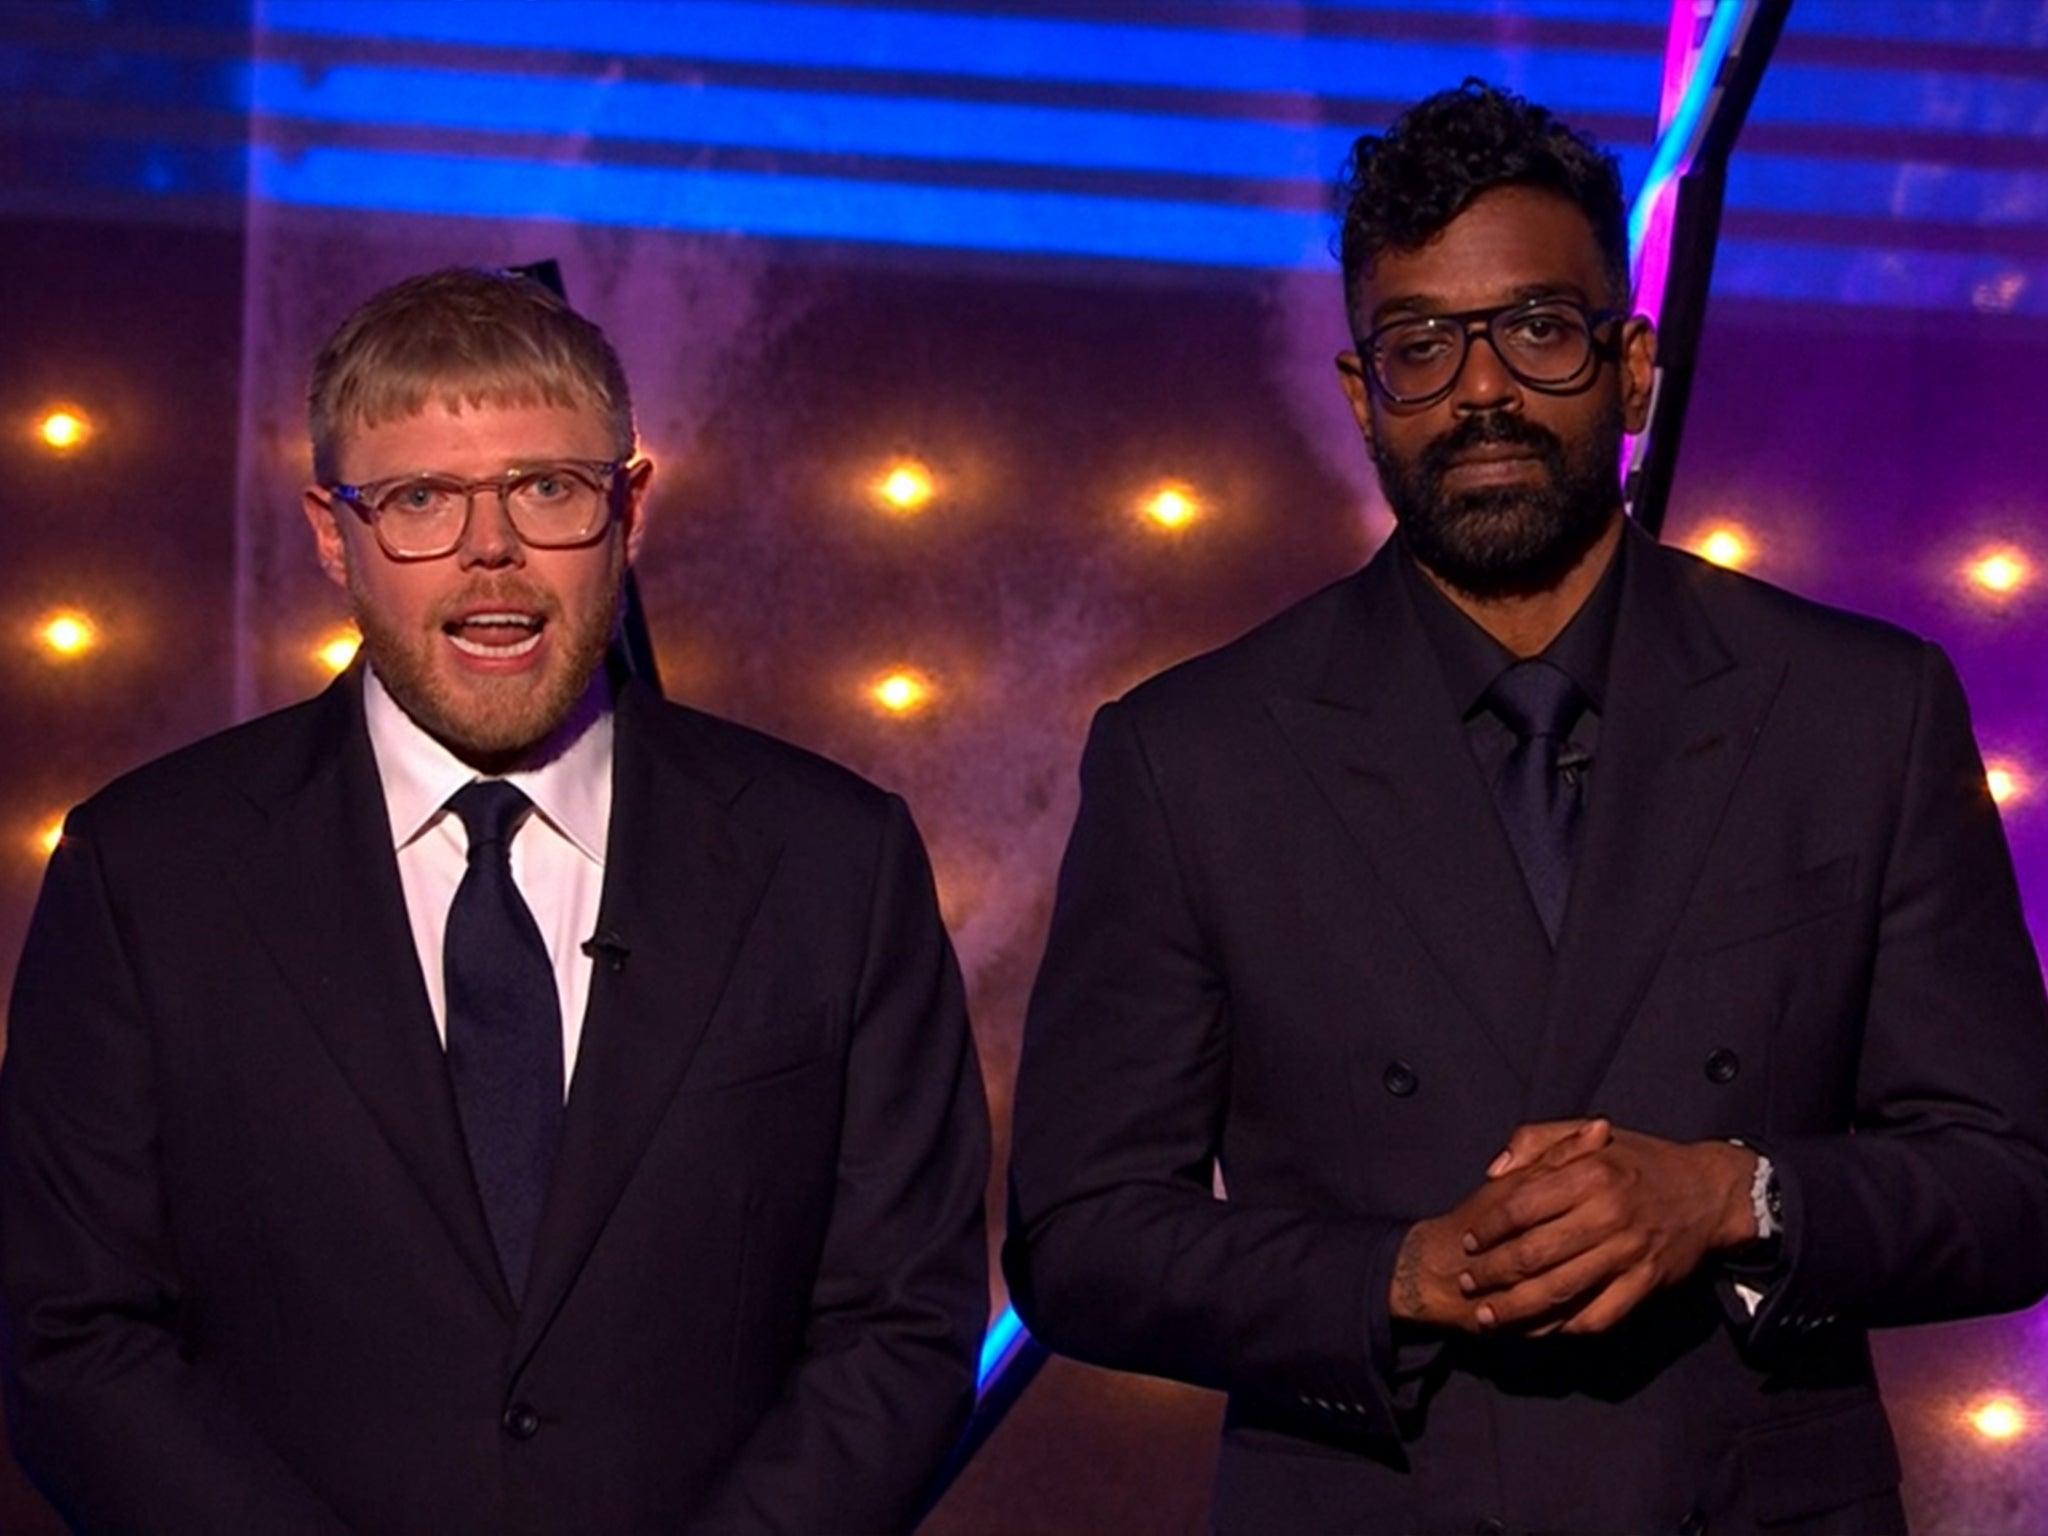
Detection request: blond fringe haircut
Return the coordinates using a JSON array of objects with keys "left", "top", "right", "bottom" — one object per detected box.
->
[{"left": 308, "top": 267, "right": 636, "bottom": 482}]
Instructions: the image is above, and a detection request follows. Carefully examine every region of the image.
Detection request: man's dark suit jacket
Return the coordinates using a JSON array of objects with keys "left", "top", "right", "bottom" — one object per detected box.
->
[
  {"left": 0, "top": 669, "right": 989, "bottom": 1535},
  {"left": 1007, "top": 526, "right": 2048, "bottom": 1534}
]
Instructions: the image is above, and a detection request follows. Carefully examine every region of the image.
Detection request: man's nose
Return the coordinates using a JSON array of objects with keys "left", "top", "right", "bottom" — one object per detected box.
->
[
  {"left": 1451, "top": 327, "right": 1523, "bottom": 414},
  {"left": 458, "top": 489, "right": 525, "bottom": 567}
]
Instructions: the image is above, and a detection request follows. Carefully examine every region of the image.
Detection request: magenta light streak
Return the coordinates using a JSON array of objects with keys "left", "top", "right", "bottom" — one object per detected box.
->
[{"left": 1625, "top": 0, "right": 1724, "bottom": 485}]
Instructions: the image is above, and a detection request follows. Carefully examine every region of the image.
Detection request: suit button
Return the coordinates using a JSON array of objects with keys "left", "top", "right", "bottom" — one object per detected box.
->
[
  {"left": 1704, "top": 1048, "right": 1740, "bottom": 1084},
  {"left": 1474, "top": 1520, "right": 1507, "bottom": 1536},
  {"left": 502, "top": 1403, "right": 540, "bottom": 1440},
  {"left": 1678, "top": 1511, "right": 1706, "bottom": 1536},
  {"left": 1383, "top": 1061, "right": 1419, "bottom": 1097}
]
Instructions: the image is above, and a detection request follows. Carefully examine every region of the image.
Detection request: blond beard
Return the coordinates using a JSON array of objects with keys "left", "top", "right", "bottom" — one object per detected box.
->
[{"left": 347, "top": 564, "right": 622, "bottom": 773}]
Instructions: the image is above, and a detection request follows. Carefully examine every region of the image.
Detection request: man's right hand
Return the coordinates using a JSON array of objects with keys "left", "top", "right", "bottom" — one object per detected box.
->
[{"left": 1387, "top": 1119, "right": 1613, "bottom": 1329}]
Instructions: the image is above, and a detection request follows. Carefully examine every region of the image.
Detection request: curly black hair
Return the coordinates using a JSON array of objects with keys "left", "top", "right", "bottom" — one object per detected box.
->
[{"left": 1336, "top": 80, "right": 1630, "bottom": 325}]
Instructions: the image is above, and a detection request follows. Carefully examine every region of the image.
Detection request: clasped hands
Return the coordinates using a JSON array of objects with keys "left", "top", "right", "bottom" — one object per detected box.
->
[{"left": 1389, "top": 1119, "right": 1759, "bottom": 1337}]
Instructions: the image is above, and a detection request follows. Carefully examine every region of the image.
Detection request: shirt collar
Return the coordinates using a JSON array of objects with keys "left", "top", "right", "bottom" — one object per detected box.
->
[
  {"left": 1398, "top": 522, "right": 1628, "bottom": 717},
  {"left": 362, "top": 666, "right": 614, "bottom": 864}
]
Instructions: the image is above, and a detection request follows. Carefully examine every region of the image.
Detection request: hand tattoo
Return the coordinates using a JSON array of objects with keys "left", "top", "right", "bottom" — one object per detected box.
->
[{"left": 1394, "top": 1233, "right": 1426, "bottom": 1319}]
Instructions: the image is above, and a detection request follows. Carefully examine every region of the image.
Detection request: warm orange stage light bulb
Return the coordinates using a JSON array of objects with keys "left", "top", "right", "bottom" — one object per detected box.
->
[
  {"left": 33, "top": 816, "right": 65, "bottom": 858},
  {"left": 1966, "top": 548, "right": 2031, "bottom": 597},
  {"left": 870, "top": 670, "right": 931, "bottom": 715},
  {"left": 1142, "top": 482, "right": 1200, "bottom": 530},
  {"left": 315, "top": 629, "right": 361, "bottom": 674},
  {"left": 1985, "top": 762, "right": 2024, "bottom": 807},
  {"left": 1967, "top": 1396, "right": 2027, "bottom": 1442},
  {"left": 38, "top": 610, "right": 98, "bottom": 658},
  {"left": 37, "top": 407, "right": 91, "bottom": 452},
  {"left": 874, "top": 460, "right": 935, "bottom": 514},
  {"left": 1694, "top": 526, "right": 1752, "bottom": 570}
]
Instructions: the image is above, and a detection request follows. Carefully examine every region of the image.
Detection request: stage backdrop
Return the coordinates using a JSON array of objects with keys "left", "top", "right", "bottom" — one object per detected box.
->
[{"left": 4, "top": 3, "right": 2045, "bottom": 1531}]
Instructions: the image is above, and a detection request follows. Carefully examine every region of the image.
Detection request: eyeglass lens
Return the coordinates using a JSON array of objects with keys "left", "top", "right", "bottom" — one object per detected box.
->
[
  {"left": 1372, "top": 303, "right": 1596, "bottom": 402},
  {"left": 367, "top": 465, "right": 614, "bottom": 555}
]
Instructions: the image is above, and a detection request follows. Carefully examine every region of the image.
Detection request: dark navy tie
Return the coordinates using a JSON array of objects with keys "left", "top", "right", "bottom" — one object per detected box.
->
[
  {"left": 444, "top": 780, "right": 563, "bottom": 1302},
  {"left": 1485, "top": 660, "right": 1586, "bottom": 945}
]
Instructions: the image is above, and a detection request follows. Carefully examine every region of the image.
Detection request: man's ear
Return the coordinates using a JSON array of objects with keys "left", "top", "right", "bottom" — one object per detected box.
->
[
  {"left": 1336, "top": 353, "right": 1377, "bottom": 455},
  {"left": 617, "top": 457, "right": 655, "bottom": 565},
  {"left": 303, "top": 488, "right": 351, "bottom": 591},
  {"left": 1620, "top": 316, "right": 1657, "bottom": 436}
]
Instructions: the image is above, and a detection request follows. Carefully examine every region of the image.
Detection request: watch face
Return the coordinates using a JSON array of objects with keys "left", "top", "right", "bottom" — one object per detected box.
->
[{"left": 1752, "top": 1158, "right": 1783, "bottom": 1241}]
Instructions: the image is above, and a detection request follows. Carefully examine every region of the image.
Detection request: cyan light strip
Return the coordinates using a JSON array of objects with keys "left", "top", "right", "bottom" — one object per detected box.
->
[
  {"left": 977, "top": 1303, "right": 1027, "bottom": 1391},
  {"left": 1627, "top": 0, "right": 1745, "bottom": 257},
  {"left": 248, "top": 142, "right": 1333, "bottom": 268}
]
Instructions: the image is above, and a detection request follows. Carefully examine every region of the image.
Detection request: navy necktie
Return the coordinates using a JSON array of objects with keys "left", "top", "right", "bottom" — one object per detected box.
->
[
  {"left": 444, "top": 780, "right": 563, "bottom": 1302},
  {"left": 1485, "top": 659, "right": 1586, "bottom": 945}
]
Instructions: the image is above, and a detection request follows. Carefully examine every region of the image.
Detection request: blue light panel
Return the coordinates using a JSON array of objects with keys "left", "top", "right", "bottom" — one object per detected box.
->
[
  {"left": 261, "top": 2, "right": 1659, "bottom": 113},
  {"left": 245, "top": 62, "right": 1349, "bottom": 183},
  {"left": 249, "top": 143, "right": 1330, "bottom": 269},
  {"left": 6, "top": 1, "right": 2043, "bottom": 315}
]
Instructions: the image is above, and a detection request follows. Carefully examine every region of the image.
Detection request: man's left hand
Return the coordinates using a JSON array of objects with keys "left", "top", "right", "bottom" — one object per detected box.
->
[{"left": 1455, "top": 1124, "right": 1757, "bottom": 1335}]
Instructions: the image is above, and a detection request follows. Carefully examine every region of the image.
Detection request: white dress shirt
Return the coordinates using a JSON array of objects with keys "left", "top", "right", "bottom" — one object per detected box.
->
[{"left": 362, "top": 668, "right": 613, "bottom": 1092}]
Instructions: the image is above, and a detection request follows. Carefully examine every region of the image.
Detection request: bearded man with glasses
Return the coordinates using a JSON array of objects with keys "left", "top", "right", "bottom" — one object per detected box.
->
[
  {"left": 0, "top": 268, "right": 989, "bottom": 1535},
  {"left": 1007, "top": 81, "right": 2048, "bottom": 1534}
]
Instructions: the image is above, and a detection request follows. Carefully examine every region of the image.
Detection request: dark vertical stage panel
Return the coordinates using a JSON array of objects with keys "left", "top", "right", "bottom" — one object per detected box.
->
[
  {"left": 0, "top": 214, "right": 249, "bottom": 1535},
  {"left": 0, "top": 214, "right": 249, "bottom": 1028},
  {"left": 1, "top": 9, "right": 255, "bottom": 1528}
]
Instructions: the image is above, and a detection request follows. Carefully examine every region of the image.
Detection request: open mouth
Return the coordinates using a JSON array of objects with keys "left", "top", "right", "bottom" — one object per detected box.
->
[{"left": 445, "top": 611, "right": 544, "bottom": 659}]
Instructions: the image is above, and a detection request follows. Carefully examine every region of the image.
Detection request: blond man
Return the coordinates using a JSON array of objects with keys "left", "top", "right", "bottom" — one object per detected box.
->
[{"left": 1, "top": 269, "right": 988, "bottom": 1535}]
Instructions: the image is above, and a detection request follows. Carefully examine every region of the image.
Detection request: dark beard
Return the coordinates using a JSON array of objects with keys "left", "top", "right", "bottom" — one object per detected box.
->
[{"left": 1372, "top": 403, "right": 1624, "bottom": 599}]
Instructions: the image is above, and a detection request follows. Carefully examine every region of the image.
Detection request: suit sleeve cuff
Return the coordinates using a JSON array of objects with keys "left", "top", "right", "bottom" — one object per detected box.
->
[
  {"left": 1366, "top": 1224, "right": 1447, "bottom": 1399},
  {"left": 1718, "top": 1136, "right": 1800, "bottom": 1338}
]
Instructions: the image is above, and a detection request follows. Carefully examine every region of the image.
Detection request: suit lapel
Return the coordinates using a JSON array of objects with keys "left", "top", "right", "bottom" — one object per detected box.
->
[
  {"left": 1268, "top": 546, "right": 1555, "bottom": 1082},
  {"left": 1524, "top": 536, "right": 1787, "bottom": 1119},
  {"left": 224, "top": 672, "right": 512, "bottom": 1314},
  {"left": 515, "top": 684, "right": 778, "bottom": 1352}
]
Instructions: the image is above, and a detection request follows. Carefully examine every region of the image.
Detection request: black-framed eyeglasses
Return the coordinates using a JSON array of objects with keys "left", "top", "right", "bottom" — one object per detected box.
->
[
  {"left": 326, "top": 459, "right": 636, "bottom": 561},
  {"left": 1353, "top": 297, "right": 1623, "bottom": 407}
]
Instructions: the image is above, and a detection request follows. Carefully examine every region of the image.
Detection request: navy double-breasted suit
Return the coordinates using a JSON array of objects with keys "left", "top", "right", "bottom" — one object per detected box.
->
[{"left": 1007, "top": 526, "right": 2048, "bottom": 1533}]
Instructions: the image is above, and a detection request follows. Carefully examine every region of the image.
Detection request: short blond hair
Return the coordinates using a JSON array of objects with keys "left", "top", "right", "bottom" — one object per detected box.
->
[{"left": 308, "top": 267, "right": 635, "bottom": 482}]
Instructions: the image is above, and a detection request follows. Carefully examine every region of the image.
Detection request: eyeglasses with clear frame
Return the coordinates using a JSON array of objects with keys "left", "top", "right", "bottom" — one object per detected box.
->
[
  {"left": 1354, "top": 297, "right": 1623, "bottom": 407},
  {"left": 324, "top": 459, "right": 637, "bottom": 561}
]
